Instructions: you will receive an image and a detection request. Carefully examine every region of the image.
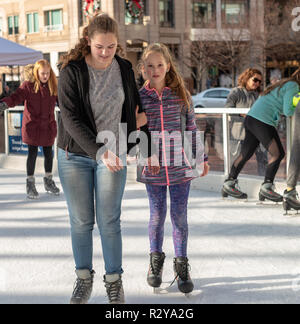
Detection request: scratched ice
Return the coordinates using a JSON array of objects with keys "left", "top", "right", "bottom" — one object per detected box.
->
[{"left": 1, "top": 168, "right": 300, "bottom": 304}]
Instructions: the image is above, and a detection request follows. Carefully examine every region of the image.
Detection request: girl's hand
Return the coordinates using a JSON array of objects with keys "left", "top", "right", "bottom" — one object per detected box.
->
[
  {"left": 101, "top": 150, "right": 124, "bottom": 173},
  {"left": 148, "top": 155, "right": 160, "bottom": 175},
  {"left": 136, "top": 105, "right": 147, "bottom": 128},
  {"left": 200, "top": 162, "right": 210, "bottom": 177}
]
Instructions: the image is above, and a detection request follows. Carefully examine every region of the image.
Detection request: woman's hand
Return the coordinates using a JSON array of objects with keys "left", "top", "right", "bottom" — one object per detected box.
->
[
  {"left": 200, "top": 162, "right": 210, "bottom": 177},
  {"left": 147, "top": 155, "right": 160, "bottom": 175},
  {"left": 101, "top": 150, "right": 124, "bottom": 173},
  {"left": 136, "top": 106, "right": 147, "bottom": 129}
]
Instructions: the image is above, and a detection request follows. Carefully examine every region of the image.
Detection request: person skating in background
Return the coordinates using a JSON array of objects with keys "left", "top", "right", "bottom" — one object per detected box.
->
[
  {"left": 283, "top": 93, "right": 300, "bottom": 212},
  {"left": 226, "top": 68, "right": 267, "bottom": 176},
  {"left": 138, "top": 43, "right": 209, "bottom": 295},
  {"left": 0, "top": 59, "right": 60, "bottom": 199},
  {"left": 222, "top": 68, "right": 300, "bottom": 202},
  {"left": 57, "top": 14, "right": 156, "bottom": 305}
]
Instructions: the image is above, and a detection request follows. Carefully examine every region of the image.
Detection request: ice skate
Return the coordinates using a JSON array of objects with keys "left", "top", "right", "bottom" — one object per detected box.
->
[
  {"left": 104, "top": 274, "right": 125, "bottom": 304},
  {"left": 283, "top": 189, "right": 300, "bottom": 215},
  {"left": 222, "top": 178, "right": 248, "bottom": 199},
  {"left": 44, "top": 175, "right": 60, "bottom": 196},
  {"left": 171, "top": 257, "right": 194, "bottom": 295},
  {"left": 26, "top": 177, "right": 39, "bottom": 199},
  {"left": 259, "top": 181, "right": 283, "bottom": 203},
  {"left": 70, "top": 270, "right": 95, "bottom": 305},
  {"left": 147, "top": 252, "right": 165, "bottom": 292}
]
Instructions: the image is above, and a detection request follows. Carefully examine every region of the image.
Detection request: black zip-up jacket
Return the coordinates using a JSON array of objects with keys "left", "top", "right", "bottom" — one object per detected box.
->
[{"left": 57, "top": 55, "right": 152, "bottom": 160}]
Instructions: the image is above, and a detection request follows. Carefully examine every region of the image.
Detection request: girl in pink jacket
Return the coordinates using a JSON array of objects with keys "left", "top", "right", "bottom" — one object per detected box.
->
[{"left": 138, "top": 43, "right": 209, "bottom": 295}]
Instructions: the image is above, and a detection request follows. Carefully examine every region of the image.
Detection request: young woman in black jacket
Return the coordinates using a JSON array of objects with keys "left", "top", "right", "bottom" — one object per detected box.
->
[{"left": 57, "top": 14, "right": 158, "bottom": 305}]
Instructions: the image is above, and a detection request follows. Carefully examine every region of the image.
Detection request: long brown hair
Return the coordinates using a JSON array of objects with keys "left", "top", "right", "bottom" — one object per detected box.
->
[
  {"left": 263, "top": 67, "right": 300, "bottom": 96},
  {"left": 140, "top": 43, "right": 191, "bottom": 111},
  {"left": 33, "top": 60, "right": 57, "bottom": 96},
  {"left": 60, "top": 14, "right": 122, "bottom": 69},
  {"left": 238, "top": 68, "right": 263, "bottom": 93}
]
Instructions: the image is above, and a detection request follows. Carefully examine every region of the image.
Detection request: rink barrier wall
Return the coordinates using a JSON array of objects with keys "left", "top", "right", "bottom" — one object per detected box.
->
[{"left": 0, "top": 107, "right": 293, "bottom": 199}]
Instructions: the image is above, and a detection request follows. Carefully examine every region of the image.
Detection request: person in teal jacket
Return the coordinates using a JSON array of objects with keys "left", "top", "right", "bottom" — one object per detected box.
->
[{"left": 222, "top": 68, "right": 300, "bottom": 202}]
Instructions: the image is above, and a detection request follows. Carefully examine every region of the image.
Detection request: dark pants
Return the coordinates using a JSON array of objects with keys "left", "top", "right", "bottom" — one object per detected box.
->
[
  {"left": 229, "top": 115, "right": 285, "bottom": 183},
  {"left": 27, "top": 145, "right": 53, "bottom": 176}
]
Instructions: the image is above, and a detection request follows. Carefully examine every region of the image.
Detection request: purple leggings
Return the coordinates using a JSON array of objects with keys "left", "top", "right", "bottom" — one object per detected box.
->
[{"left": 146, "top": 181, "right": 191, "bottom": 257}]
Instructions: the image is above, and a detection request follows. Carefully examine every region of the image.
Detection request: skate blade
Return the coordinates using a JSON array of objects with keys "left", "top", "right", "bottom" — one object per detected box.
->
[
  {"left": 27, "top": 195, "right": 39, "bottom": 200},
  {"left": 222, "top": 197, "right": 248, "bottom": 203},
  {"left": 46, "top": 191, "right": 60, "bottom": 196}
]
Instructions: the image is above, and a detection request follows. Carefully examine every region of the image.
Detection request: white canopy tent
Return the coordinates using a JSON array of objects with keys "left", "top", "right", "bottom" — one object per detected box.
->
[{"left": 0, "top": 37, "right": 43, "bottom": 66}]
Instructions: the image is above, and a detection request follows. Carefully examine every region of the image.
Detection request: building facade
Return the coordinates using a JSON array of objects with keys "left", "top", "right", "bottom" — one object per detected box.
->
[{"left": 0, "top": 0, "right": 266, "bottom": 93}]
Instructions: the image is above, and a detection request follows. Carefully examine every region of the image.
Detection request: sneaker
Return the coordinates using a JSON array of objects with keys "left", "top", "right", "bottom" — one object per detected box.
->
[
  {"left": 147, "top": 252, "right": 166, "bottom": 288},
  {"left": 44, "top": 175, "right": 60, "bottom": 196},
  {"left": 172, "top": 257, "right": 194, "bottom": 294},
  {"left": 104, "top": 274, "right": 125, "bottom": 304},
  {"left": 70, "top": 270, "right": 95, "bottom": 305},
  {"left": 26, "top": 177, "right": 39, "bottom": 199},
  {"left": 259, "top": 181, "right": 283, "bottom": 202},
  {"left": 222, "top": 178, "right": 248, "bottom": 199}
]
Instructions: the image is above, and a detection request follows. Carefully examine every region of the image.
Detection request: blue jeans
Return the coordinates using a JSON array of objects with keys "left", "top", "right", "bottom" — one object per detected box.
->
[{"left": 58, "top": 149, "right": 127, "bottom": 275}]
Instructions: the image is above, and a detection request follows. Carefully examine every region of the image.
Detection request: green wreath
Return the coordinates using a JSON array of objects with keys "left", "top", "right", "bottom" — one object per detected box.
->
[{"left": 127, "top": 0, "right": 144, "bottom": 19}]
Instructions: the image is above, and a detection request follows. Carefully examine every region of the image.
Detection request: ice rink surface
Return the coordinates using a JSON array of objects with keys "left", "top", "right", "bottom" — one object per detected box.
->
[{"left": 1, "top": 168, "right": 300, "bottom": 304}]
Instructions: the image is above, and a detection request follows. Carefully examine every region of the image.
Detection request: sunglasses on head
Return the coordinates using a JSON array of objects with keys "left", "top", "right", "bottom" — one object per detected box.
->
[{"left": 253, "top": 77, "right": 262, "bottom": 84}]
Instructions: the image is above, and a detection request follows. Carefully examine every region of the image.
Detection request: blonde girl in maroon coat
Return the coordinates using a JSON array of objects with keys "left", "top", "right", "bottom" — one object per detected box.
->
[{"left": 0, "top": 59, "right": 60, "bottom": 199}]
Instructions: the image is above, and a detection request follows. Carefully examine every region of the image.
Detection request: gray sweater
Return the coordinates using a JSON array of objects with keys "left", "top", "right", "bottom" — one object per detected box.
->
[
  {"left": 88, "top": 58, "right": 125, "bottom": 156},
  {"left": 226, "top": 87, "right": 259, "bottom": 108}
]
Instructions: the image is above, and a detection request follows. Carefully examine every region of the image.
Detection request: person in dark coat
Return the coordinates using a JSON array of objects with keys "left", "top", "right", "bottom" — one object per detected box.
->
[{"left": 0, "top": 59, "right": 60, "bottom": 199}]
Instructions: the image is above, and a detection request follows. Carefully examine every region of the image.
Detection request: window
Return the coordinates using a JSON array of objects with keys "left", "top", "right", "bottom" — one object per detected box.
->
[
  {"left": 27, "top": 12, "right": 39, "bottom": 33},
  {"left": 79, "top": 0, "right": 102, "bottom": 26},
  {"left": 8, "top": 15, "right": 19, "bottom": 35},
  {"left": 204, "top": 90, "right": 223, "bottom": 98},
  {"left": 221, "top": 0, "right": 249, "bottom": 27},
  {"left": 159, "top": 0, "right": 174, "bottom": 28},
  {"left": 192, "top": 0, "right": 216, "bottom": 28},
  {"left": 44, "top": 9, "right": 63, "bottom": 32},
  {"left": 43, "top": 53, "right": 50, "bottom": 63},
  {"left": 125, "top": 0, "right": 147, "bottom": 25}
]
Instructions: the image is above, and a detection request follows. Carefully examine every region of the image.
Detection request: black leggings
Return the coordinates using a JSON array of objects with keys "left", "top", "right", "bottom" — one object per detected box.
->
[
  {"left": 229, "top": 115, "right": 285, "bottom": 183},
  {"left": 27, "top": 145, "right": 53, "bottom": 177}
]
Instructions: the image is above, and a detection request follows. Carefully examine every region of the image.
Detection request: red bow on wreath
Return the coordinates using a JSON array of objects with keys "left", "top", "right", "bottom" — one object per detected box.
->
[{"left": 132, "top": 0, "right": 142, "bottom": 9}]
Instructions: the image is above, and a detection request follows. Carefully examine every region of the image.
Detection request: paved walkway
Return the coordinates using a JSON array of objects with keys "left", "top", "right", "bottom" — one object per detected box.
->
[{"left": 1, "top": 168, "right": 300, "bottom": 304}]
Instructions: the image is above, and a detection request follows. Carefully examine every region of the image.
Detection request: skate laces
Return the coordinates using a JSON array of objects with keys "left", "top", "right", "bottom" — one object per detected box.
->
[
  {"left": 104, "top": 278, "right": 123, "bottom": 303},
  {"left": 150, "top": 254, "right": 165, "bottom": 276},
  {"left": 170, "top": 259, "right": 191, "bottom": 287},
  {"left": 72, "top": 277, "right": 93, "bottom": 300}
]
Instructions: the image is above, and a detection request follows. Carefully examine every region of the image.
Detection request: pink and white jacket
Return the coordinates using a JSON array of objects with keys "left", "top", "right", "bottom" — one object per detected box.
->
[{"left": 137, "top": 83, "right": 206, "bottom": 186}]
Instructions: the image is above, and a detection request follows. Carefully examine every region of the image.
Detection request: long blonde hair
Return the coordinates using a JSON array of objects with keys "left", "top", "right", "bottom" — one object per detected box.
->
[
  {"left": 140, "top": 43, "right": 191, "bottom": 111},
  {"left": 33, "top": 59, "right": 57, "bottom": 96}
]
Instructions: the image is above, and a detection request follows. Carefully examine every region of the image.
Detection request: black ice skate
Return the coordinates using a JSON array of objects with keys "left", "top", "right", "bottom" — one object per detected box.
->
[
  {"left": 147, "top": 252, "right": 166, "bottom": 290},
  {"left": 70, "top": 270, "right": 95, "bottom": 305},
  {"left": 26, "top": 177, "right": 39, "bottom": 199},
  {"left": 259, "top": 181, "right": 283, "bottom": 203},
  {"left": 222, "top": 178, "right": 248, "bottom": 199},
  {"left": 104, "top": 274, "right": 125, "bottom": 304},
  {"left": 44, "top": 175, "right": 60, "bottom": 196},
  {"left": 283, "top": 189, "right": 300, "bottom": 214},
  {"left": 172, "top": 257, "right": 194, "bottom": 295}
]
